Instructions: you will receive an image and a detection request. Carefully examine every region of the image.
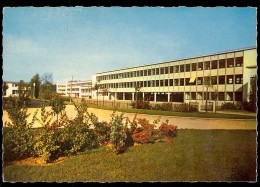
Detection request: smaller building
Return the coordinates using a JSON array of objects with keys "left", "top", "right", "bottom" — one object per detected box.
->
[
  {"left": 56, "top": 80, "right": 92, "bottom": 99},
  {"left": 3, "top": 81, "right": 31, "bottom": 97}
]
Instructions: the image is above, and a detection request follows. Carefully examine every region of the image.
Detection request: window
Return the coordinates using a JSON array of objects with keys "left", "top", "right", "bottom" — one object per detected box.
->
[
  {"left": 140, "top": 70, "right": 143, "bottom": 76},
  {"left": 227, "top": 75, "right": 233, "bottom": 84},
  {"left": 169, "top": 79, "right": 173, "bottom": 86},
  {"left": 197, "top": 77, "right": 203, "bottom": 85},
  {"left": 165, "top": 67, "right": 169, "bottom": 74},
  {"left": 204, "top": 61, "right": 210, "bottom": 70},
  {"left": 164, "top": 79, "right": 168, "bottom": 86},
  {"left": 156, "top": 68, "right": 160, "bottom": 75},
  {"left": 180, "top": 65, "right": 185, "bottom": 72},
  {"left": 151, "top": 80, "right": 155, "bottom": 87},
  {"left": 192, "top": 63, "right": 197, "bottom": 71},
  {"left": 235, "top": 92, "right": 243, "bottom": 101},
  {"left": 227, "top": 58, "right": 234, "bottom": 68},
  {"left": 211, "top": 60, "right": 217, "bottom": 69},
  {"left": 180, "top": 78, "right": 184, "bottom": 86},
  {"left": 219, "top": 59, "right": 226, "bottom": 69},
  {"left": 174, "top": 79, "right": 179, "bottom": 86},
  {"left": 170, "top": 66, "right": 174, "bottom": 73},
  {"left": 144, "top": 70, "right": 147, "bottom": 76},
  {"left": 191, "top": 92, "right": 196, "bottom": 100},
  {"left": 198, "top": 62, "right": 203, "bottom": 70},
  {"left": 226, "top": 92, "right": 233, "bottom": 101},
  {"left": 211, "top": 92, "right": 216, "bottom": 100},
  {"left": 152, "top": 69, "right": 155, "bottom": 75},
  {"left": 218, "top": 92, "right": 225, "bottom": 101},
  {"left": 211, "top": 76, "right": 217, "bottom": 84},
  {"left": 160, "top": 80, "right": 164, "bottom": 87},
  {"left": 204, "top": 92, "right": 210, "bottom": 100},
  {"left": 185, "top": 64, "right": 190, "bottom": 72},
  {"left": 185, "top": 78, "right": 190, "bottom": 86},
  {"left": 235, "top": 57, "right": 243, "bottom": 67},
  {"left": 189, "top": 77, "right": 196, "bottom": 85},
  {"left": 197, "top": 92, "right": 203, "bottom": 100},
  {"left": 235, "top": 74, "right": 243, "bottom": 84},
  {"left": 218, "top": 76, "right": 225, "bottom": 84},
  {"left": 148, "top": 69, "right": 151, "bottom": 76},
  {"left": 140, "top": 81, "right": 143, "bottom": 87},
  {"left": 144, "top": 81, "right": 147, "bottom": 87},
  {"left": 133, "top": 71, "right": 136, "bottom": 77},
  {"left": 160, "top": 67, "right": 164, "bottom": 74},
  {"left": 136, "top": 71, "right": 139, "bottom": 77},
  {"left": 174, "top": 65, "right": 179, "bottom": 73},
  {"left": 147, "top": 81, "right": 151, "bottom": 87},
  {"left": 156, "top": 80, "right": 159, "bottom": 87}
]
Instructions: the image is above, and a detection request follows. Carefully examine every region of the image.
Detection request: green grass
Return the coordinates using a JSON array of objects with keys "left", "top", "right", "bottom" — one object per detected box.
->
[
  {"left": 65, "top": 103, "right": 256, "bottom": 119},
  {"left": 3, "top": 129, "right": 256, "bottom": 182}
]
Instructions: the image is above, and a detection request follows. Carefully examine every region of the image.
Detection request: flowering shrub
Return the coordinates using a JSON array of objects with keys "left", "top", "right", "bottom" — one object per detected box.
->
[
  {"left": 159, "top": 120, "right": 178, "bottom": 144},
  {"left": 131, "top": 100, "right": 151, "bottom": 109},
  {"left": 49, "top": 93, "right": 65, "bottom": 123}
]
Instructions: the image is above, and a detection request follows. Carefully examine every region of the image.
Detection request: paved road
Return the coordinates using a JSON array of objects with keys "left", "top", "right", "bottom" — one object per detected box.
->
[{"left": 2, "top": 105, "right": 257, "bottom": 130}]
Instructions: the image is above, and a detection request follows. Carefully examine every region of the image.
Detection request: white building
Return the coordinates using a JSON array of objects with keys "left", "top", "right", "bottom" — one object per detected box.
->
[
  {"left": 3, "top": 81, "right": 30, "bottom": 97},
  {"left": 56, "top": 80, "right": 92, "bottom": 99},
  {"left": 92, "top": 47, "right": 257, "bottom": 108}
]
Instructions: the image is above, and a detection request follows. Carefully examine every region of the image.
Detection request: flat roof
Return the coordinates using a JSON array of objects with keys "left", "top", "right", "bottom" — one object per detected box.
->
[{"left": 96, "top": 46, "right": 256, "bottom": 75}]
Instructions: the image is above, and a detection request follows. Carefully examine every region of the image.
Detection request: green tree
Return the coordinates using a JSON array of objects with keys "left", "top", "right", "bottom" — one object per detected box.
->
[
  {"left": 30, "top": 74, "right": 41, "bottom": 99},
  {"left": 134, "top": 82, "right": 142, "bottom": 109},
  {"left": 203, "top": 75, "right": 215, "bottom": 113},
  {"left": 249, "top": 75, "right": 257, "bottom": 112},
  {"left": 3, "top": 82, "right": 9, "bottom": 96},
  {"left": 93, "top": 82, "right": 100, "bottom": 106},
  {"left": 18, "top": 80, "right": 26, "bottom": 96}
]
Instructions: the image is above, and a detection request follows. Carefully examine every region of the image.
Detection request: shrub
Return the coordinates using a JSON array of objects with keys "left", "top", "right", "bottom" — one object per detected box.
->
[
  {"left": 159, "top": 120, "right": 178, "bottom": 144},
  {"left": 110, "top": 113, "right": 127, "bottom": 154},
  {"left": 3, "top": 97, "right": 37, "bottom": 161},
  {"left": 221, "top": 103, "right": 236, "bottom": 110},
  {"left": 152, "top": 103, "right": 173, "bottom": 111},
  {"left": 173, "top": 103, "right": 198, "bottom": 112},
  {"left": 131, "top": 100, "right": 151, "bottom": 109}
]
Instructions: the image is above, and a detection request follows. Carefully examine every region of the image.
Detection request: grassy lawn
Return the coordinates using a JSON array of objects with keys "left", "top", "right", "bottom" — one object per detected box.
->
[
  {"left": 3, "top": 129, "right": 256, "bottom": 182},
  {"left": 65, "top": 102, "right": 256, "bottom": 119}
]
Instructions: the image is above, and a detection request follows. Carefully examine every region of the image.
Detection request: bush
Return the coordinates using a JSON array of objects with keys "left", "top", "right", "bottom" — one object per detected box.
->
[
  {"left": 221, "top": 103, "right": 236, "bottom": 110},
  {"left": 110, "top": 113, "right": 127, "bottom": 154},
  {"left": 131, "top": 100, "right": 151, "bottom": 109},
  {"left": 152, "top": 103, "right": 173, "bottom": 111},
  {"left": 159, "top": 121, "right": 178, "bottom": 144},
  {"left": 173, "top": 103, "right": 198, "bottom": 112}
]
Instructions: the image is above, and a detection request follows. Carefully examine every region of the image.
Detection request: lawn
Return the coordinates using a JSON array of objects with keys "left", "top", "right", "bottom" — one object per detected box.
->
[
  {"left": 66, "top": 102, "right": 256, "bottom": 119},
  {"left": 3, "top": 129, "right": 256, "bottom": 182}
]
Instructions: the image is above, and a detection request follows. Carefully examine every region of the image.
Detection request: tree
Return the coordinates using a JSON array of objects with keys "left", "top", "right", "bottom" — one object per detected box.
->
[
  {"left": 30, "top": 74, "right": 41, "bottom": 99},
  {"left": 39, "top": 73, "right": 54, "bottom": 100},
  {"left": 249, "top": 75, "right": 257, "bottom": 112},
  {"left": 134, "top": 83, "right": 142, "bottom": 109},
  {"left": 213, "top": 87, "right": 219, "bottom": 114},
  {"left": 18, "top": 80, "right": 26, "bottom": 96},
  {"left": 203, "top": 75, "right": 215, "bottom": 113},
  {"left": 93, "top": 82, "right": 100, "bottom": 106},
  {"left": 3, "top": 82, "right": 9, "bottom": 96}
]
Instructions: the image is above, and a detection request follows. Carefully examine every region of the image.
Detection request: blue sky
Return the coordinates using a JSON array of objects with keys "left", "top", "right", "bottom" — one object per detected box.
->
[{"left": 3, "top": 7, "right": 256, "bottom": 84}]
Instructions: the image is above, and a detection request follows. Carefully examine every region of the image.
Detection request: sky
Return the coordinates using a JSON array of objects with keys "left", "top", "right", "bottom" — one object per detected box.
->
[{"left": 3, "top": 7, "right": 256, "bottom": 84}]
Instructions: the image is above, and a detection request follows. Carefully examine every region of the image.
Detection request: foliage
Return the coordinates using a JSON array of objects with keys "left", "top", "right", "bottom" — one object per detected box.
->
[
  {"left": 221, "top": 103, "right": 237, "bottom": 110},
  {"left": 173, "top": 103, "right": 198, "bottom": 112},
  {"left": 3, "top": 82, "right": 9, "bottom": 96},
  {"left": 49, "top": 93, "right": 66, "bottom": 124},
  {"left": 30, "top": 74, "right": 41, "bottom": 99},
  {"left": 152, "top": 103, "right": 173, "bottom": 111},
  {"left": 3, "top": 97, "right": 37, "bottom": 161},
  {"left": 131, "top": 100, "right": 151, "bottom": 109},
  {"left": 159, "top": 120, "right": 178, "bottom": 144},
  {"left": 109, "top": 113, "right": 127, "bottom": 154},
  {"left": 249, "top": 75, "right": 257, "bottom": 112}
]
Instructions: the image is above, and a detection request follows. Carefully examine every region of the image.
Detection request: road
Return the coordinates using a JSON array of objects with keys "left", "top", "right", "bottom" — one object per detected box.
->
[{"left": 2, "top": 105, "right": 257, "bottom": 130}]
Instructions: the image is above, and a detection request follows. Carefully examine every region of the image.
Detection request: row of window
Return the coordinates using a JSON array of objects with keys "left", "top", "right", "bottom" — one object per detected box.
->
[
  {"left": 97, "top": 57, "right": 243, "bottom": 81},
  {"left": 186, "top": 92, "right": 242, "bottom": 101},
  {"left": 99, "top": 74, "right": 243, "bottom": 89}
]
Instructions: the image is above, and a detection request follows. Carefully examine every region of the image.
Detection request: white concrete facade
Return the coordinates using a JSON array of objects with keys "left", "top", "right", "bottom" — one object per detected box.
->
[
  {"left": 3, "top": 81, "right": 30, "bottom": 97},
  {"left": 56, "top": 80, "right": 92, "bottom": 99},
  {"left": 92, "top": 47, "right": 257, "bottom": 107}
]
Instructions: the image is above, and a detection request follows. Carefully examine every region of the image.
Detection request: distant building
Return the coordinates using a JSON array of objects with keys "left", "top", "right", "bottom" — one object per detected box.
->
[
  {"left": 92, "top": 47, "right": 257, "bottom": 108},
  {"left": 3, "top": 81, "right": 30, "bottom": 97},
  {"left": 56, "top": 80, "right": 92, "bottom": 99}
]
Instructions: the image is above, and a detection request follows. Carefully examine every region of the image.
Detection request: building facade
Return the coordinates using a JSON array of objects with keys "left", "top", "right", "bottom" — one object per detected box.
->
[
  {"left": 3, "top": 81, "right": 31, "bottom": 97},
  {"left": 56, "top": 80, "right": 92, "bottom": 99},
  {"left": 92, "top": 47, "right": 257, "bottom": 107}
]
